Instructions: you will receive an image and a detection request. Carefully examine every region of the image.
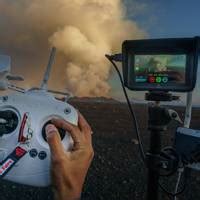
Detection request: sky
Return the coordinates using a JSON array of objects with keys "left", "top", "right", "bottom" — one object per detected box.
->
[
  {"left": 0, "top": 0, "right": 200, "bottom": 104},
  {"left": 110, "top": 0, "right": 200, "bottom": 105},
  {"left": 126, "top": 0, "right": 200, "bottom": 38}
]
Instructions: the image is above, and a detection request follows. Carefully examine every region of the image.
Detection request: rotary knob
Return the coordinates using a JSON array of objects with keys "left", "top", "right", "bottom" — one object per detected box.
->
[{"left": 42, "top": 120, "right": 66, "bottom": 142}]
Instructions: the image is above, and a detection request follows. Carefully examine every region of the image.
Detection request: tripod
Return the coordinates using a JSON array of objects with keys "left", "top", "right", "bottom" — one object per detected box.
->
[{"left": 145, "top": 92, "right": 180, "bottom": 200}]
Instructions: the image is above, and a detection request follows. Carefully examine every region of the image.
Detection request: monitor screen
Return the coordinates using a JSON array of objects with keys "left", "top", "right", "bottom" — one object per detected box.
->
[{"left": 134, "top": 54, "right": 186, "bottom": 85}]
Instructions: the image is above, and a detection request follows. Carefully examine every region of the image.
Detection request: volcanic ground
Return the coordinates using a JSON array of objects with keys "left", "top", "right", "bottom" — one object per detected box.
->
[{"left": 0, "top": 98, "right": 200, "bottom": 200}]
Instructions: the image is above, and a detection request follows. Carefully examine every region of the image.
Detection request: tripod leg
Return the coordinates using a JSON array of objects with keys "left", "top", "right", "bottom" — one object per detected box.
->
[{"left": 146, "top": 130, "right": 161, "bottom": 200}]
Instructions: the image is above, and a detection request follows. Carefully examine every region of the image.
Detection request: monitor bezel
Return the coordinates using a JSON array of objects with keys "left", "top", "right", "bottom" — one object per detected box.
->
[{"left": 122, "top": 37, "right": 200, "bottom": 92}]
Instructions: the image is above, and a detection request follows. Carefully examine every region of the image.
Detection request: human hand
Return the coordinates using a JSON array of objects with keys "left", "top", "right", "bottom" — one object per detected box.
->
[{"left": 45, "top": 112, "right": 94, "bottom": 200}]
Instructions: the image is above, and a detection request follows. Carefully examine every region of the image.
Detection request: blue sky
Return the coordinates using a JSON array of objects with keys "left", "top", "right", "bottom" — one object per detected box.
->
[
  {"left": 110, "top": 0, "right": 200, "bottom": 104},
  {"left": 126, "top": 0, "right": 200, "bottom": 38}
]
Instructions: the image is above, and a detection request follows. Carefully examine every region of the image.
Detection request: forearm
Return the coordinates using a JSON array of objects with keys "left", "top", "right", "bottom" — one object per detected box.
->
[
  {"left": 54, "top": 191, "right": 81, "bottom": 200},
  {"left": 55, "top": 196, "right": 81, "bottom": 200},
  {"left": 52, "top": 172, "right": 83, "bottom": 200},
  {"left": 55, "top": 196, "right": 80, "bottom": 200}
]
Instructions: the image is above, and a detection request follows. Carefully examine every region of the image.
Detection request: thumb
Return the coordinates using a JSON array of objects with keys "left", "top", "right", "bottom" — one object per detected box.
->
[{"left": 45, "top": 124, "right": 65, "bottom": 157}]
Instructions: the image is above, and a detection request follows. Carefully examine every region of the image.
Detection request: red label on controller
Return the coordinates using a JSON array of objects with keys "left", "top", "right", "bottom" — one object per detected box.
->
[
  {"left": 0, "top": 159, "right": 14, "bottom": 175},
  {"left": 0, "top": 146, "right": 27, "bottom": 178},
  {"left": 18, "top": 113, "right": 29, "bottom": 143},
  {"left": 15, "top": 147, "right": 26, "bottom": 157}
]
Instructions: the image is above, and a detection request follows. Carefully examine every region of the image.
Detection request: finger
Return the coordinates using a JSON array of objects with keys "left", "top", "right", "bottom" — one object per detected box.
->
[
  {"left": 78, "top": 112, "right": 91, "bottom": 132},
  {"left": 51, "top": 118, "right": 82, "bottom": 148},
  {"left": 45, "top": 124, "right": 65, "bottom": 157},
  {"left": 78, "top": 112, "right": 92, "bottom": 141}
]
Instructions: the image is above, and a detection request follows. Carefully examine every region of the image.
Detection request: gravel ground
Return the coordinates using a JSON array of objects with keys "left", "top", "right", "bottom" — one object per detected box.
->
[{"left": 0, "top": 99, "right": 200, "bottom": 200}]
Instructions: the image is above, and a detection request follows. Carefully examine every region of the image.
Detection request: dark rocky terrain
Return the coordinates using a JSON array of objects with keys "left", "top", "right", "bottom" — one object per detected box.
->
[{"left": 0, "top": 98, "right": 200, "bottom": 200}]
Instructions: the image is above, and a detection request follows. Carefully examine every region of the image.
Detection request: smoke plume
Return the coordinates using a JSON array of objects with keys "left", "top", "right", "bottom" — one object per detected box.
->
[{"left": 0, "top": 0, "right": 146, "bottom": 97}]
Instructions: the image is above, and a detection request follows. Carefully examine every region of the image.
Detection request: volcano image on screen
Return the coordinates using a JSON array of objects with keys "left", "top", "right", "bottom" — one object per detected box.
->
[{"left": 134, "top": 54, "right": 186, "bottom": 84}]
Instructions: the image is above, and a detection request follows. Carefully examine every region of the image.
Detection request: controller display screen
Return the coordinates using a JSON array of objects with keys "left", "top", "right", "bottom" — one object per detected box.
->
[{"left": 134, "top": 54, "right": 186, "bottom": 85}]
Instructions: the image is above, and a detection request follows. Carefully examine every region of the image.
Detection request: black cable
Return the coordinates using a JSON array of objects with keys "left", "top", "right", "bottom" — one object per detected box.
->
[
  {"left": 159, "top": 179, "right": 186, "bottom": 197},
  {"left": 105, "top": 54, "right": 146, "bottom": 162},
  {"left": 105, "top": 54, "right": 186, "bottom": 198},
  {"left": 158, "top": 168, "right": 186, "bottom": 198},
  {"left": 159, "top": 147, "right": 180, "bottom": 177}
]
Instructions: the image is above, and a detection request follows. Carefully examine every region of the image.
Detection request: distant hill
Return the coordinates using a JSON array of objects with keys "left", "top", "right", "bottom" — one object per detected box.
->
[{"left": 69, "top": 96, "right": 120, "bottom": 103}]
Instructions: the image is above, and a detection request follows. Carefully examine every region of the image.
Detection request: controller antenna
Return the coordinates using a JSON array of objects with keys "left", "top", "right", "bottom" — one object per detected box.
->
[{"left": 40, "top": 47, "right": 56, "bottom": 90}]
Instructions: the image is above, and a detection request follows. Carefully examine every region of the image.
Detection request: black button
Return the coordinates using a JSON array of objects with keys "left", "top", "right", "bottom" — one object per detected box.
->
[
  {"left": 29, "top": 149, "right": 38, "bottom": 158},
  {"left": 38, "top": 151, "right": 47, "bottom": 160}
]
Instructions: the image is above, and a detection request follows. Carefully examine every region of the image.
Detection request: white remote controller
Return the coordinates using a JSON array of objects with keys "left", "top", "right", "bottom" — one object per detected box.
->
[{"left": 0, "top": 48, "right": 78, "bottom": 187}]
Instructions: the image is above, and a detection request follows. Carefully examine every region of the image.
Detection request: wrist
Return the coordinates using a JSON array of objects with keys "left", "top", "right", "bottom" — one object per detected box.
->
[
  {"left": 55, "top": 196, "right": 81, "bottom": 200},
  {"left": 55, "top": 195, "right": 81, "bottom": 200},
  {"left": 55, "top": 193, "right": 81, "bottom": 200},
  {"left": 54, "top": 188, "right": 82, "bottom": 200}
]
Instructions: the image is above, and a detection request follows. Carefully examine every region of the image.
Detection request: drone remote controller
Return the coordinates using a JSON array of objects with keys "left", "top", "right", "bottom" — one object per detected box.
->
[{"left": 0, "top": 48, "right": 78, "bottom": 187}]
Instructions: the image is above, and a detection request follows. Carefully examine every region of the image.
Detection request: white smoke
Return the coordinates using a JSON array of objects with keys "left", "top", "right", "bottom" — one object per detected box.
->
[{"left": 0, "top": 0, "right": 146, "bottom": 97}]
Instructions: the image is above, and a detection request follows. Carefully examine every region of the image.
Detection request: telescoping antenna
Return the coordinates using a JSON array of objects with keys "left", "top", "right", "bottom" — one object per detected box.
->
[{"left": 40, "top": 47, "right": 56, "bottom": 90}]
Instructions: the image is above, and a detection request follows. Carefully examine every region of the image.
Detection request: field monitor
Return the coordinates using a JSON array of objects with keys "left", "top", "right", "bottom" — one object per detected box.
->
[{"left": 122, "top": 37, "right": 200, "bottom": 92}]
